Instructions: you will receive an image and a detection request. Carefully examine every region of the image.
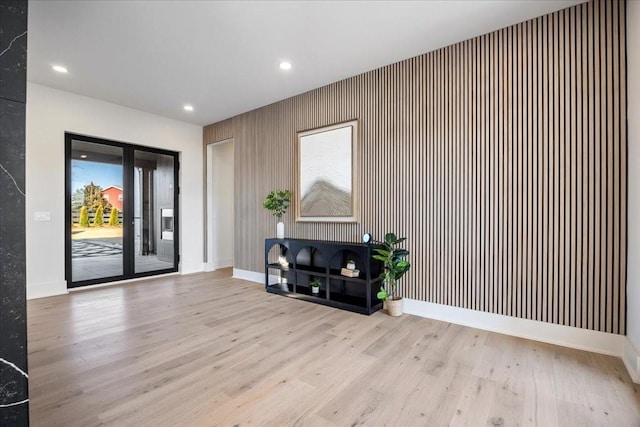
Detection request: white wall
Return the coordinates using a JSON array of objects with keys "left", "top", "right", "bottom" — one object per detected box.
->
[
  {"left": 210, "top": 140, "right": 234, "bottom": 268},
  {"left": 26, "top": 82, "right": 204, "bottom": 299},
  {"left": 626, "top": 0, "right": 640, "bottom": 381}
]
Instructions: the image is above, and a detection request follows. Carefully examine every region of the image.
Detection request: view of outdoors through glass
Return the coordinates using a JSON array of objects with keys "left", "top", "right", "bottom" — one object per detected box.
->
[
  {"left": 71, "top": 140, "right": 124, "bottom": 282},
  {"left": 70, "top": 140, "right": 176, "bottom": 284}
]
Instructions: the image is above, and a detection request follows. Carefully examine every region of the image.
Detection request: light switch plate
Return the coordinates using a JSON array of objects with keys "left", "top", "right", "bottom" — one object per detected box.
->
[{"left": 34, "top": 211, "right": 51, "bottom": 221}]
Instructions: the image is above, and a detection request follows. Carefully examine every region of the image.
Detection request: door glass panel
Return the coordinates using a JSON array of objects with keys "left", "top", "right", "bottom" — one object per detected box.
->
[
  {"left": 134, "top": 150, "right": 175, "bottom": 273},
  {"left": 71, "top": 140, "right": 124, "bottom": 282}
]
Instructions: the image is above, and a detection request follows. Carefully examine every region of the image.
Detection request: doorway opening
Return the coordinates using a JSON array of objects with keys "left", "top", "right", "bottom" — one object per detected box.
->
[
  {"left": 206, "top": 139, "right": 234, "bottom": 271},
  {"left": 65, "top": 133, "right": 179, "bottom": 288}
]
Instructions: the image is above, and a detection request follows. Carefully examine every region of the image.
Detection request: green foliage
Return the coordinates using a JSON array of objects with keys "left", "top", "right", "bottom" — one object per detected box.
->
[
  {"left": 309, "top": 278, "right": 321, "bottom": 288},
  {"left": 83, "top": 182, "right": 111, "bottom": 211},
  {"left": 373, "top": 233, "right": 411, "bottom": 301},
  {"left": 79, "top": 206, "right": 90, "bottom": 227},
  {"left": 93, "top": 205, "right": 104, "bottom": 227},
  {"left": 108, "top": 207, "right": 120, "bottom": 226},
  {"left": 263, "top": 190, "right": 292, "bottom": 220},
  {"left": 71, "top": 187, "right": 85, "bottom": 211}
]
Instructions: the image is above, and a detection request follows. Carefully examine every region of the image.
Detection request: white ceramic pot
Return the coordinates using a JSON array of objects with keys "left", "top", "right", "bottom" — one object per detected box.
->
[
  {"left": 386, "top": 297, "right": 403, "bottom": 317},
  {"left": 311, "top": 286, "right": 320, "bottom": 295},
  {"left": 276, "top": 221, "right": 284, "bottom": 239},
  {"left": 346, "top": 262, "right": 356, "bottom": 270}
]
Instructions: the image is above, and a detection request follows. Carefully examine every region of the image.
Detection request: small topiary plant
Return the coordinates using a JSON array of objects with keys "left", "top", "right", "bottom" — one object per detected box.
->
[
  {"left": 93, "top": 205, "right": 104, "bottom": 227},
  {"left": 263, "top": 190, "right": 292, "bottom": 221},
  {"left": 79, "top": 206, "right": 90, "bottom": 227},
  {"left": 108, "top": 207, "right": 119, "bottom": 226}
]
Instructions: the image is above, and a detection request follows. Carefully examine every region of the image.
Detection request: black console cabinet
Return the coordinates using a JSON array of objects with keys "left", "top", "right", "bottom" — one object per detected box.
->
[{"left": 264, "top": 238, "right": 384, "bottom": 315}]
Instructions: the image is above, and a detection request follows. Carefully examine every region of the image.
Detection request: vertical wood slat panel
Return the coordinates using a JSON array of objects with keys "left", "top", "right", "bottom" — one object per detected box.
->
[{"left": 202, "top": 0, "right": 626, "bottom": 334}]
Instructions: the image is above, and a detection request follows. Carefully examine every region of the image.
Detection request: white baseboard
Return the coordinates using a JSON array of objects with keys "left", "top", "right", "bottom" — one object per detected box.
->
[
  {"left": 233, "top": 268, "right": 263, "bottom": 283},
  {"left": 215, "top": 258, "right": 233, "bottom": 269},
  {"left": 180, "top": 262, "right": 205, "bottom": 275},
  {"left": 204, "top": 262, "right": 216, "bottom": 272},
  {"left": 27, "top": 280, "right": 68, "bottom": 300},
  {"left": 404, "top": 298, "right": 623, "bottom": 357},
  {"left": 68, "top": 272, "right": 180, "bottom": 293},
  {"left": 232, "top": 268, "right": 281, "bottom": 285},
  {"left": 623, "top": 338, "right": 640, "bottom": 383}
]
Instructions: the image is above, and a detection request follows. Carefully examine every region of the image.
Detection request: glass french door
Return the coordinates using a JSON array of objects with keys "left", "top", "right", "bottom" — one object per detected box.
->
[
  {"left": 133, "top": 150, "right": 176, "bottom": 274},
  {"left": 65, "top": 133, "right": 178, "bottom": 288}
]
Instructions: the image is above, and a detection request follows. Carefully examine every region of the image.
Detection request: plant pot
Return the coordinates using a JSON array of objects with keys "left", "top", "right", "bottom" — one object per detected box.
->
[
  {"left": 311, "top": 286, "right": 320, "bottom": 295},
  {"left": 276, "top": 221, "right": 284, "bottom": 239},
  {"left": 346, "top": 262, "right": 356, "bottom": 270},
  {"left": 386, "top": 297, "right": 403, "bottom": 317}
]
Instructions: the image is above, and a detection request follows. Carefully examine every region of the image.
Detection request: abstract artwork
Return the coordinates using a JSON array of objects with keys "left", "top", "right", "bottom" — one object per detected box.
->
[{"left": 297, "top": 120, "right": 358, "bottom": 222}]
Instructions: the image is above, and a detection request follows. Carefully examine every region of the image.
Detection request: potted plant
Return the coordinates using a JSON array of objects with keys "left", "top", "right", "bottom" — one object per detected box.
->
[
  {"left": 309, "top": 278, "right": 321, "bottom": 295},
  {"left": 263, "top": 190, "right": 292, "bottom": 238},
  {"left": 373, "top": 233, "right": 411, "bottom": 317},
  {"left": 346, "top": 259, "right": 356, "bottom": 270}
]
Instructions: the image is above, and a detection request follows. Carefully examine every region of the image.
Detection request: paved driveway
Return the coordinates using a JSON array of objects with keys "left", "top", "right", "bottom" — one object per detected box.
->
[{"left": 72, "top": 239, "right": 122, "bottom": 258}]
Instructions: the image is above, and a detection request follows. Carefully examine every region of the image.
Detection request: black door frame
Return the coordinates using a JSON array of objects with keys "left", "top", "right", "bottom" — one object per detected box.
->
[{"left": 65, "top": 132, "right": 179, "bottom": 288}]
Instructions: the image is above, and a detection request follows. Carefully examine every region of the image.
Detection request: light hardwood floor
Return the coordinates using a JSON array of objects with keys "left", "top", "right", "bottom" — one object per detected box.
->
[{"left": 28, "top": 270, "right": 640, "bottom": 426}]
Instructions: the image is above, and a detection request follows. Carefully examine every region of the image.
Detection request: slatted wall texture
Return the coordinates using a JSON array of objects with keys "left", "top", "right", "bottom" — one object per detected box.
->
[{"left": 203, "top": 0, "right": 627, "bottom": 334}]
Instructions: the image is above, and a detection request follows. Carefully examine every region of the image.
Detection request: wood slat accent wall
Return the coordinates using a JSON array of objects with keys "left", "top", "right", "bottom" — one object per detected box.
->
[{"left": 203, "top": 0, "right": 627, "bottom": 334}]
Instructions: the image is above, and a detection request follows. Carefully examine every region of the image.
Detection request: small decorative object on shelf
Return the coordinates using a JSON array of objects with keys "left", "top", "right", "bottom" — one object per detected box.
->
[
  {"left": 263, "top": 189, "right": 292, "bottom": 239},
  {"left": 340, "top": 268, "right": 360, "bottom": 278},
  {"left": 278, "top": 255, "right": 289, "bottom": 269},
  {"left": 310, "top": 278, "right": 321, "bottom": 295},
  {"left": 362, "top": 232, "right": 372, "bottom": 244},
  {"left": 373, "top": 233, "right": 411, "bottom": 317},
  {"left": 346, "top": 259, "right": 356, "bottom": 270}
]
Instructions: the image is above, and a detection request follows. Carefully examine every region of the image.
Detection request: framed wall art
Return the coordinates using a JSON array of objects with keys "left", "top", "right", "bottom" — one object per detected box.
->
[{"left": 296, "top": 120, "right": 358, "bottom": 223}]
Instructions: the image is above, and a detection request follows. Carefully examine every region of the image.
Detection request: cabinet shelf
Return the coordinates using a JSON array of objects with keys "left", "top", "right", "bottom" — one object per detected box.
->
[
  {"left": 265, "top": 238, "right": 384, "bottom": 315},
  {"left": 266, "top": 263, "right": 291, "bottom": 271},
  {"left": 295, "top": 264, "right": 326, "bottom": 275}
]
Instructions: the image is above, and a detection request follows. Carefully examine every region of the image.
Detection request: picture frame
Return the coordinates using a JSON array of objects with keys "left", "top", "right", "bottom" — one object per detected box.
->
[{"left": 296, "top": 120, "right": 359, "bottom": 223}]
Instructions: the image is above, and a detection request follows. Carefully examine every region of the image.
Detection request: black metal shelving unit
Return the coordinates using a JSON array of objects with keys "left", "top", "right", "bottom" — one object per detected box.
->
[{"left": 264, "top": 238, "right": 383, "bottom": 315}]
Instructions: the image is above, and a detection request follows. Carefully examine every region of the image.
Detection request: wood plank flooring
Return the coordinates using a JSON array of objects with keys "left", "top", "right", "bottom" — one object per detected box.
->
[{"left": 27, "top": 270, "right": 640, "bottom": 426}]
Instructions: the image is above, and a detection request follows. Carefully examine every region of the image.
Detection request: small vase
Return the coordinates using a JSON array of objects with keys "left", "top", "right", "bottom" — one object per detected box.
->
[{"left": 276, "top": 221, "right": 284, "bottom": 239}]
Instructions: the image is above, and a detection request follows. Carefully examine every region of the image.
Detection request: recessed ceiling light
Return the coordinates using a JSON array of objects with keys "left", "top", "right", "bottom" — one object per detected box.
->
[
  {"left": 80, "top": 154, "right": 87, "bottom": 159},
  {"left": 183, "top": 105, "right": 194, "bottom": 112},
  {"left": 52, "top": 65, "right": 68, "bottom": 73},
  {"left": 279, "top": 61, "right": 292, "bottom": 71}
]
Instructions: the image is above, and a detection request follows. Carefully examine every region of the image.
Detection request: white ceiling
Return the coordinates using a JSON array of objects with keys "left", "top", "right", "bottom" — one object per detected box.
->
[{"left": 27, "top": 0, "right": 583, "bottom": 126}]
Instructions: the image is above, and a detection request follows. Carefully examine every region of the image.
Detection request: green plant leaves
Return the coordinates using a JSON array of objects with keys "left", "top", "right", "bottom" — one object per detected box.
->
[
  {"left": 263, "top": 190, "right": 292, "bottom": 219},
  {"left": 372, "top": 232, "right": 411, "bottom": 300}
]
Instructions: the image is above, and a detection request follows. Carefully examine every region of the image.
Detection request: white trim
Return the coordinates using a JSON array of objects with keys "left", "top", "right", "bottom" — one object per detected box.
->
[
  {"left": 215, "top": 258, "right": 233, "bottom": 269},
  {"left": 204, "top": 261, "right": 216, "bottom": 272},
  {"left": 67, "top": 272, "right": 180, "bottom": 293},
  {"left": 403, "top": 298, "right": 623, "bottom": 357},
  {"left": 233, "top": 268, "right": 281, "bottom": 285},
  {"left": 623, "top": 338, "right": 640, "bottom": 384},
  {"left": 180, "top": 262, "right": 205, "bottom": 275},
  {"left": 206, "top": 143, "right": 215, "bottom": 267},
  {"left": 27, "top": 270, "right": 191, "bottom": 300},
  {"left": 233, "top": 268, "right": 264, "bottom": 283},
  {"left": 206, "top": 138, "right": 234, "bottom": 270},
  {"left": 27, "top": 280, "right": 68, "bottom": 300}
]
